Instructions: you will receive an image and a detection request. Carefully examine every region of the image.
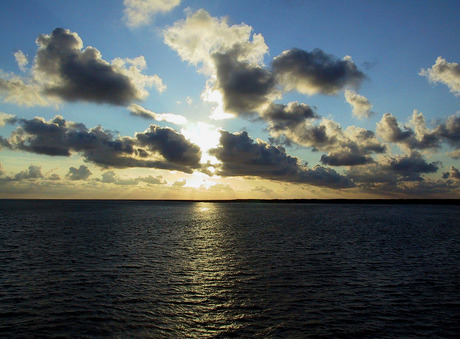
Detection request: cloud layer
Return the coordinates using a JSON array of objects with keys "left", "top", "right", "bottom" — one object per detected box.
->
[{"left": 0, "top": 28, "right": 164, "bottom": 106}]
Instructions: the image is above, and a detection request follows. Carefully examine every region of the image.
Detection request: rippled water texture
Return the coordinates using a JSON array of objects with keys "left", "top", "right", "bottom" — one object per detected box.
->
[{"left": 0, "top": 200, "right": 459, "bottom": 337}]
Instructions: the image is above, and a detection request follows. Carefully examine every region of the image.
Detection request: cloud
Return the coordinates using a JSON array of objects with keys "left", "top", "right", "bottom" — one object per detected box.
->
[
  {"left": 66, "top": 165, "right": 92, "bottom": 180},
  {"left": 210, "top": 130, "right": 354, "bottom": 188},
  {"left": 48, "top": 173, "right": 61, "bottom": 181},
  {"left": 436, "top": 114, "right": 460, "bottom": 150},
  {"left": 14, "top": 165, "right": 43, "bottom": 180},
  {"left": 0, "top": 71, "right": 50, "bottom": 106},
  {"left": 266, "top": 113, "right": 385, "bottom": 166},
  {"left": 124, "top": 0, "right": 181, "bottom": 27},
  {"left": 164, "top": 9, "right": 268, "bottom": 75},
  {"left": 420, "top": 57, "right": 460, "bottom": 96},
  {"left": 0, "top": 112, "right": 17, "bottom": 127},
  {"left": 346, "top": 152, "right": 440, "bottom": 184},
  {"left": 442, "top": 166, "right": 460, "bottom": 180},
  {"left": 100, "top": 171, "right": 166, "bottom": 185},
  {"left": 272, "top": 48, "right": 365, "bottom": 96},
  {"left": 262, "top": 101, "right": 318, "bottom": 132},
  {"left": 251, "top": 185, "right": 274, "bottom": 194},
  {"left": 172, "top": 178, "right": 186, "bottom": 187},
  {"left": 212, "top": 47, "right": 278, "bottom": 115},
  {"left": 128, "top": 103, "right": 187, "bottom": 125},
  {"left": 13, "top": 51, "right": 28, "bottom": 72},
  {"left": 377, "top": 111, "right": 459, "bottom": 153},
  {"left": 164, "top": 9, "right": 272, "bottom": 118},
  {"left": 0, "top": 28, "right": 164, "bottom": 107},
  {"left": 3, "top": 115, "right": 202, "bottom": 173},
  {"left": 344, "top": 90, "right": 374, "bottom": 119}
]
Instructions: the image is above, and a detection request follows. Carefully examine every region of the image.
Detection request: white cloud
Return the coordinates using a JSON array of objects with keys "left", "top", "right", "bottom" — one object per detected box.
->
[
  {"left": 164, "top": 9, "right": 268, "bottom": 75},
  {"left": 344, "top": 90, "right": 374, "bottom": 119},
  {"left": 0, "top": 112, "right": 16, "bottom": 126},
  {"left": 128, "top": 103, "right": 187, "bottom": 125},
  {"left": 420, "top": 57, "right": 460, "bottom": 96},
  {"left": 124, "top": 0, "right": 181, "bottom": 27},
  {"left": 13, "top": 51, "right": 28, "bottom": 72}
]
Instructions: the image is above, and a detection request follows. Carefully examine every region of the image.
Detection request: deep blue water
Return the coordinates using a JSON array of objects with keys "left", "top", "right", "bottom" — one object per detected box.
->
[{"left": 0, "top": 200, "right": 459, "bottom": 338}]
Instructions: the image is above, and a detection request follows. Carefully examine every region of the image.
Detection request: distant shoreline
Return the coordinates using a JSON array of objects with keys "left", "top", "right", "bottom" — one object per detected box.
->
[{"left": 1, "top": 198, "right": 459, "bottom": 205}]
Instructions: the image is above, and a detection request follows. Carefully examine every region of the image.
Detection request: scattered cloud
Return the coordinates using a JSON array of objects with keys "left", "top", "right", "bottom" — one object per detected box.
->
[
  {"left": 124, "top": 0, "right": 181, "bottom": 27},
  {"left": 3, "top": 115, "right": 202, "bottom": 173},
  {"left": 13, "top": 51, "right": 28, "bottom": 72},
  {"left": 442, "top": 166, "right": 460, "bottom": 180},
  {"left": 14, "top": 165, "right": 43, "bottom": 181},
  {"left": 377, "top": 111, "right": 459, "bottom": 154},
  {"left": 0, "top": 112, "right": 16, "bottom": 127},
  {"left": 344, "top": 90, "right": 374, "bottom": 119},
  {"left": 210, "top": 130, "right": 354, "bottom": 188},
  {"left": 66, "top": 165, "right": 92, "bottom": 180},
  {"left": 420, "top": 57, "right": 460, "bottom": 96},
  {"left": 272, "top": 48, "right": 365, "bottom": 96},
  {"left": 99, "top": 170, "right": 167, "bottom": 185},
  {"left": 0, "top": 28, "right": 164, "bottom": 107},
  {"left": 128, "top": 103, "right": 188, "bottom": 125}
]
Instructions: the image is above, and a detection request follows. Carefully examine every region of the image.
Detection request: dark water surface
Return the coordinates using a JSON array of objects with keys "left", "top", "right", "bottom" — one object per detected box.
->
[{"left": 0, "top": 200, "right": 459, "bottom": 337}]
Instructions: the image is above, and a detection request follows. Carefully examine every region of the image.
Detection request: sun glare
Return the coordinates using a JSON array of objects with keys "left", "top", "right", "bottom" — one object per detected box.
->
[{"left": 181, "top": 122, "right": 221, "bottom": 164}]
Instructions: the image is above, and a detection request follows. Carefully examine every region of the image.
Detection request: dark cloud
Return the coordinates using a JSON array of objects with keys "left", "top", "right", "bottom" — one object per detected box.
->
[
  {"left": 135, "top": 125, "right": 202, "bottom": 167},
  {"left": 320, "top": 152, "right": 374, "bottom": 167},
  {"left": 261, "top": 102, "right": 318, "bottom": 132},
  {"left": 212, "top": 47, "right": 277, "bottom": 115},
  {"left": 377, "top": 111, "right": 460, "bottom": 154},
  {"left": 66, "top": 165, "right": 92, "bottom": 180},
  {"left": 436, "top": 115, "right": 460, "bottom": 149},
  {"left": 4, "top": 116, "right": 201, "bottom": 173},
  {"left": 346, "top": 152, "right": 440, "bottom": 185},
  {"left": 0, "top": 28, "right": 164, "bottom": 107},
  {"left": 388, "top": 152, "right": 439, "bottom": 181},
  {"left": 265, "top": 113, "right": 386, "bottom": 166},
  {"left": 34, "top": 28, "right": 140, "bottom": 105},
  {"left": 14, "top": 165, "right": 43, "bottom": 180},
  {"left": 376, "top": 112, "right": 439, "bottom": 150},
  {"left": 442, "top": 166, "right": 460, "bottom": 180},
  {"left": 272, "top": 48, "right": 365, "bottom": 95},
  {"left": 210, "top": 130, "right": 354, "bottom": 188}
]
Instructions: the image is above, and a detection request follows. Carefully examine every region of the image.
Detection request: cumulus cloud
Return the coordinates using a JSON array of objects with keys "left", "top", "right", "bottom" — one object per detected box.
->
[
  {"left": 124, "top": 0, "right": 181, "bottom": 27},
  {"left": 128, "top": 103, "right": 187, "bottom": 125},
  {"left": 14, "top": 51, "right": 28, "bottom": 72},
  {"left": 0, "top": 28, "right": 164, "bottom": 107},
  {"left": 100, "top": 171, "right": 167, "bottom": 185},
  {"left": 164, "top": 9, "right": 274, "bottom": 117},
  {"left": 261, "top": 101, "right": 318, "bottom": 132},
  {"left": 212, "top": 47, "right": 278, "bottom": 115},
  {"left": 3, "top": 115, "right": 202, "bottom": 173},
  {"left": 0, "top": 112, "right": 17, "bottom": 127},
  {"left": 420, "top": 57, "right": 460, "bottom": 96},
  {"left": 66, "top": 165, "right": 92, "bottom": 180},
  {"left": 377, "top": 111, "right": 459, "bottom": 154},
  {"left": 164, "top": 9, "right": 268, "bottom": 75},
  {"left": 209, "top": 130, "right": 354, "bottom": 188},
  {"left": 172, "top": 178, "right": 186, "bottom": 187},
  {"left": 267, "top": 113, "right": 385, "bottom": 166},
  {"left": 14, "top": 165, "right": 43, "bottom": 181},
  {"left": 344, "top": 90, "right": 374, "bottom": 119},
  {"left": 272, "top": 48, "right": 365, "bottom": 96},
  {"left": 442, "top": 166, "right": 460, "bottom": 180},
  {"left": 347, "top": 152, "right": 439, "bottom": 185}
]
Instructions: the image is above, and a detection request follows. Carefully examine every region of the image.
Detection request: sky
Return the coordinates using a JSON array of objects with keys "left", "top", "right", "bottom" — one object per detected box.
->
[{"left": 0, "top": 0, "right": 459, "bottom": 199}]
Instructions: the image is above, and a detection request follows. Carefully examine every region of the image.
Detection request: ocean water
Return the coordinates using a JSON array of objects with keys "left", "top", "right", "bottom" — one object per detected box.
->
[{"left": 0, "top": 200, "right": 459, "bottom": 338}]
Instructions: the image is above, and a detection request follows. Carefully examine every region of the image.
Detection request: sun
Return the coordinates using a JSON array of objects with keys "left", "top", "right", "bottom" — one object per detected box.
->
[{"left": 181, "top": 122, "right": 221, "bottom": 164}]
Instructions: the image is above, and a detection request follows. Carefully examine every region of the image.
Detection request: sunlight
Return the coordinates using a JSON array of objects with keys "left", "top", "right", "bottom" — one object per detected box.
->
[{"left": 181, "top": 122, "right": 221, "bottom": 164}]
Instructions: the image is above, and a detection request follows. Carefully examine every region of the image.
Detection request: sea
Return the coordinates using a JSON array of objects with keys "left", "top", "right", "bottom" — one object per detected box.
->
[{"left": 0, "top": 200, "right": 459, "bottom": 338}]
